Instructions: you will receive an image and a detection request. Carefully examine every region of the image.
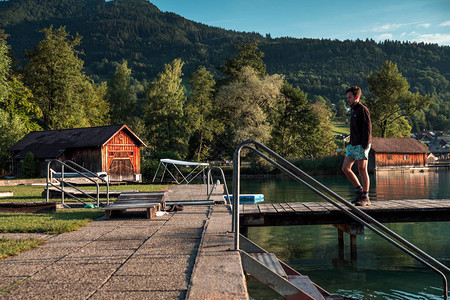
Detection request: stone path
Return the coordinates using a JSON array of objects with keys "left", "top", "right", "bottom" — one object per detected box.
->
[{"left": 0, "top": 185, "right": 247, "bottom": 300}]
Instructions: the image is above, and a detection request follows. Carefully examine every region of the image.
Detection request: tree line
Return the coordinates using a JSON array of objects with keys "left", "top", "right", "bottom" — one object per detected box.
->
[
  {"left": 1, "top": 0, "right": 449, "bottom": 109},
  {"left": 0, "top": 26, "right": 437, "bottom": 177}
]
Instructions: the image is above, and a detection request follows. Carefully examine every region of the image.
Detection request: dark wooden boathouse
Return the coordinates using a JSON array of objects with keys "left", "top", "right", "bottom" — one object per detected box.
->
[
  {"left": 9, "top": 124, "right": 146, "bottom": 182},
  {"left": 368, "top": 137, "right": 429, "bottom": 172}
]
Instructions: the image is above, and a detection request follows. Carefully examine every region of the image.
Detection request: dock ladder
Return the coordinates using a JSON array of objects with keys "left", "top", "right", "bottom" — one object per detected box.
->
[
  {"left": 46, "top": 159, "right": 110, "bottom": 208},
  {"left": 232, "top": 140, "right": 449, "bottom": 300}
]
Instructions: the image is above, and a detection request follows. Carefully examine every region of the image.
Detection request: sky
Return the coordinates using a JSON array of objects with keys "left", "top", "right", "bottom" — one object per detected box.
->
[{"left": 151, "top": 0, "right": 450, "bottom": 46}]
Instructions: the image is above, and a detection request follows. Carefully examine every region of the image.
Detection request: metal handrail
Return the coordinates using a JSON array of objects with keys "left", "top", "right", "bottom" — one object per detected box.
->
[
  {"left": 64, "top": 160, "right": 110, "bottom": 204},
  {"left": 232, "top": 140, "right": 449, "bottom": 299},
  {"left": 46, "top": 160, "right": 109, "bottom": 207},
  {"left": 206, "top": 166, "right": 231, "bottom": 205}
]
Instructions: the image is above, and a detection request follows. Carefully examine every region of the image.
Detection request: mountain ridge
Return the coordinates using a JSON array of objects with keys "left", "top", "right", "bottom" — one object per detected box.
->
[{"left": 1, "top": 0, "right": 449, "bottom": 104}]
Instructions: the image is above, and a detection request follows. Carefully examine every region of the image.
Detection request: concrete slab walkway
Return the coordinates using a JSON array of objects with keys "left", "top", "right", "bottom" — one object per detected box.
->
[{"left": 0, "top": 186, "right": 247, "bottom": 299}]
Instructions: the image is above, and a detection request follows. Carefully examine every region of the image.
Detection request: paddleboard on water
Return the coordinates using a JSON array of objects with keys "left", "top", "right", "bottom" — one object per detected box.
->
[{"left": 224, "top": 194, "right": 264, "bottom": 203}]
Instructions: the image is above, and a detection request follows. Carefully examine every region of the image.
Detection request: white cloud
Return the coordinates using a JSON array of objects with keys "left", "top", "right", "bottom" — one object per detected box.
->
[
  {"left": 439, "top": 21, "right": 450, "bottom": 27},
  {"left": 372, "top": 23, "right": 403, "bottom": 32},
  {"left": 375, "top": 33, "right": 393, "bottom": 40},
  {"left": 413, "top": 33, "right": 450, "bottom": 45},
  {"left": 418, "top": 23, "right": 431, "bottom": 28}
]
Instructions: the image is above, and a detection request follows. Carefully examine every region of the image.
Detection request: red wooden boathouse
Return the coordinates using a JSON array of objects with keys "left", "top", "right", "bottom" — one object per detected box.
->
[
  {"left": 9, "top": 124, "right": 146, "bottom": 182},
  {"left": 368, "top": 137, "right": 429, "bottom": 172}
]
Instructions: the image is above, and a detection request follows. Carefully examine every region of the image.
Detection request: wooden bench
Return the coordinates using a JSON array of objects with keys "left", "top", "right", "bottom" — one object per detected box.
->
[{"left": 101, "top": 203, "right": 160, "bottom": 220}]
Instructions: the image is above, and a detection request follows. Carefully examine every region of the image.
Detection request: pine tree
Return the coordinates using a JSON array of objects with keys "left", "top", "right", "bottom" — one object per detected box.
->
[
  {"left": 107, "top": 60, "right": 137, "bottom": 124},
  {"left": 144, "top": 58, "right": 188, "bottom": 157},
  {"left": 23, "top": 25, "right": 110, "bottom": 130},
  {"left": 186, "top": 66, "right": 221, "bottom": 161},
  {"left": 218, "top": 41, "right": 266, "bottom": 85},
  {"left": 0, "top": 30, "right": 11, "bottom": 104}
]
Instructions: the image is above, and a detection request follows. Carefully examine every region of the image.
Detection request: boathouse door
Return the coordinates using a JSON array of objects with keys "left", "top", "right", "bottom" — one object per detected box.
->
[
  {"left": 109, "top": 156, "right": 134, "bottom": 182},
  {"left": 106, "top": 130, "right": 139, "bottom": 182}
]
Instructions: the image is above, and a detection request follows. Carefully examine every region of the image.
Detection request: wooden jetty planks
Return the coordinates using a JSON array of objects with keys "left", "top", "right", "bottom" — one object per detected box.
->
[
  {"left": 285, "top": 202, "right": 311, "bottom": 213},
  {"left": 301, "top": 202, "right": 328, "bottom": 212},
  {"left": 272, "top": 203, "right": 288, "bottom": 213},
  {"left": 279, "top": 203, "right": 295, "bottom": 213},
  {"left": 241, "top": 199, "right": 450, "bottom": 226},
  {"left": 258, "top": 203, "right": 278, "bottom": 214}
]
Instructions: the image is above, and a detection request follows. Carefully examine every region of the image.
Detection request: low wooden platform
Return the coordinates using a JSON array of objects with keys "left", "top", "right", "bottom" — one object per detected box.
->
[
  {"left": 240, "top": 199, "right": 450, "bottom": 227},
  {"left": 101, "top": 191, "right": 165, "bottom": 219},
  {"left": 101, "top": 202, "right": 161, "bottom": 220}
]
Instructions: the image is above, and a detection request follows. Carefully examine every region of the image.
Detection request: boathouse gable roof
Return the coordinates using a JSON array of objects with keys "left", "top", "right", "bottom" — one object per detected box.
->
[
  {"left": 371, "top": 137, "right": 429, "bottom": 154},
  {"left": 10, "top": 124, "right": 146, "bottom": 159}
]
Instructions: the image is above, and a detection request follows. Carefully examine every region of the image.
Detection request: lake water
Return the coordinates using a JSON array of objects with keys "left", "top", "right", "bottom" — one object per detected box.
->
[{"left": 237, "top": 169, "right": 450, "bottom": 300}]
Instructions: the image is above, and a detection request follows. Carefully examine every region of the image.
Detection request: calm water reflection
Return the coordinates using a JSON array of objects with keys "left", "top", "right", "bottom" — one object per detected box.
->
[{"left": 239, "top": 169, "right": 450, "bottom": 300}]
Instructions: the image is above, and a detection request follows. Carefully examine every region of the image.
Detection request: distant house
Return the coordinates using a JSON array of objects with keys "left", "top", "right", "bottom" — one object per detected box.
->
[
  {"left": 414, "top": 130, "right": 446, "bottom": 145},
  {"left": 427, "top": 136, "right": 450, "bottom": 160},
  {"left": 368, "top": 137, "right": 429, "bottom": 172},
  {"left": 9, "top": 124, "right": 146, "bottom": 181}
]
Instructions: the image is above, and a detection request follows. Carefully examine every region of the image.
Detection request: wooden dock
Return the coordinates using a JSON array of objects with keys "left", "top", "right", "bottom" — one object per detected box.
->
[
  {"left": 240, "top": 199, "right": 450, "bottom": 227},
  {"left": 3, "top": 184, "right": 448, "bottom": 299}
]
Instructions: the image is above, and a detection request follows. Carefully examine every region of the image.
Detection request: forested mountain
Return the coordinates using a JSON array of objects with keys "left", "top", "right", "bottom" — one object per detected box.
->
[{"left": 1, "top": 0, "right": 449, "bottom": 105}]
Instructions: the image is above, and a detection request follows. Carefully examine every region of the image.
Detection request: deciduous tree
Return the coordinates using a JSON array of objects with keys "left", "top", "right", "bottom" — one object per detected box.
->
[
  {"left": 270, "top": 82, "right": 336, "bottom": 158},
  {"left": 215, "top": 66, "right": 283, "bottom": 146},
  {"left": 0, "top": 109, "right": 27, "bottom": 173},
  {"left": 0, "top": 31, "right": 42, "bottom": 174},
  {"left": 366, "top": 61, "right": 432, "bottom": 137}
]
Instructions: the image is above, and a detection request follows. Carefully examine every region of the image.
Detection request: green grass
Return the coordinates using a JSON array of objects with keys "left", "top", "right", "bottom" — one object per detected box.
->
[
  {"left": 81, "top": 184, "right": 171, "bottom": 192},
  {"left": 0, "top": 210, "right": 104, "bottom": 234},
  {"left": 0, "top": 182, "right": 160, "bottom": 260},
  {"left": 0, "top": 183, "right": 171, "bottom": 203},
  {"left": 0, "top": 238, "right": 46, "bottom": 259},
  {"left": 0, "top": 209, "right": 104, "bottom": 259},
  {"left": 331, "top": 122, "right": 350, "bottom": 135},
  {"left": 0, "top": 185, "right": 45, "bottom": 202}
]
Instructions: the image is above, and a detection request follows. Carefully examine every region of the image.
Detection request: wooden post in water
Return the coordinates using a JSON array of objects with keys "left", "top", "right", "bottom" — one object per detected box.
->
[
  {"left": 334, "top": 223, "right": 364, "bottom": 264},
  {"left": 337, "top": 229, "right": 345, "bottom": 259},
  {"left": 240, "top": 226, "right": 248, "bottom": 237},
  {"left": 350, "top": 234, "right": 358, "bottom": 264}
]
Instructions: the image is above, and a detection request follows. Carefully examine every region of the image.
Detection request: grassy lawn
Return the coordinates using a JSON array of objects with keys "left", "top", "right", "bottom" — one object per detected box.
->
[
  {"left": 332, "top": 122, "right": 350, "bottom": 136},
  {"left": 0, "top": 183, "right": 171, "bottom": 203},
  {"left": 0, "top": 238, "right": 45, "bottom": 259},
  {"left": 0, "top": 210, "right": 105, "bottom": 234},
  {"left": 0, "top": 183, "right": 170, "bottom": 259},
  {"left": 0, "top": 210, "right": 104, "bottom": 259}
]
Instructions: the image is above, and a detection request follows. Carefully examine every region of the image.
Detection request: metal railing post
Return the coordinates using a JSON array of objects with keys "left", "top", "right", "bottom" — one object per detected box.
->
[
  {"left": 46, "top": 159, "right": 109, "bottom": 208},
  {"left": 61, "top": 164, "right": 65, "bottom": 206},
  {"left": 46, "top": 162, "right": 50, "bottom": 203},
  {"left": 206, "top": 166, "right": 231, "bottom": 206},
  {"left": 233, "top": 145, "right": 241, "bottom": 250},
  {"left": 231, "top": 139, "right": 449, "bottom": 299}
]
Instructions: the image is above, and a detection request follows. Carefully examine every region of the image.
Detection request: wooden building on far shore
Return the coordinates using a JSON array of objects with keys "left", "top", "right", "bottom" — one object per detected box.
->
[
  {"left": 368, "top": 137, "right": 429, "bottom": 172},
  {"left": 9, "top": 124, "right": 146, "bottom": 182}
]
